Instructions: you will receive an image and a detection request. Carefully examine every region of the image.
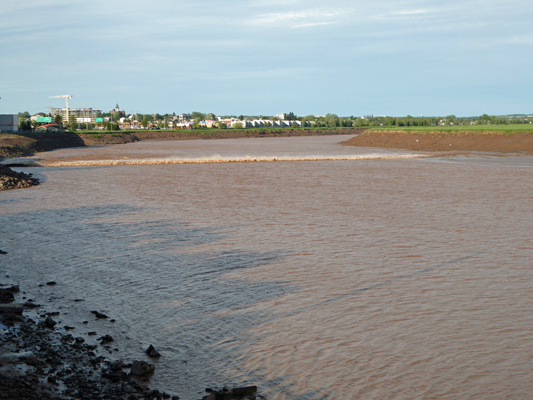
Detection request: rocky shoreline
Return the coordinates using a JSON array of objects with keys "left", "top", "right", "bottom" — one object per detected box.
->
[
  {"left": 0, "top": 281, "right": 183, "bottom": 400},
  {"left": 0, "top": 164, "right": 40, "bottom": 191},
  {"left": 0, "top": 278, "right": 259, "bottom": 400}
]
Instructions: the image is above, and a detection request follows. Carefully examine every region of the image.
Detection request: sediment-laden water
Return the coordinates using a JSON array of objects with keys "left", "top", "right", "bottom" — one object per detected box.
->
[{"left": 1, "top": 136, "right": 532, "bottom": 399}]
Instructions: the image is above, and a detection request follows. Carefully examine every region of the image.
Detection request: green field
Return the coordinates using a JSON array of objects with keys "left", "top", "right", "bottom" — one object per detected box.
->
[{"left": 371, "top": 124, "right": 533, "bottom": 134}]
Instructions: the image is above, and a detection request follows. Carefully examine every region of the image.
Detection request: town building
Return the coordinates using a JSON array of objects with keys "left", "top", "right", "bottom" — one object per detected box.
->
[{"left": 51, "top": 108, "right": 101, "bottom": 123}]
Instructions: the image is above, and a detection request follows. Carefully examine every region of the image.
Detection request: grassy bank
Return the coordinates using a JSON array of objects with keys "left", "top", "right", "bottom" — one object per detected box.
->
[{"left": 371, "top": 124, "right": 533, "bottom": 134}]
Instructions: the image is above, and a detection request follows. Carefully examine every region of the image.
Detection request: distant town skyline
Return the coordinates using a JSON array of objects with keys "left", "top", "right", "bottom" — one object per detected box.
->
[{"left": 1, "top": 1, "right": 532, "bottom": 117}]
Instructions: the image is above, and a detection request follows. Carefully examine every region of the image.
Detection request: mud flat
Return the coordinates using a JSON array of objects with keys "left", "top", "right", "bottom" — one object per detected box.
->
[{"left": 342, "top": 130, "right": 533, "bottom": 154}]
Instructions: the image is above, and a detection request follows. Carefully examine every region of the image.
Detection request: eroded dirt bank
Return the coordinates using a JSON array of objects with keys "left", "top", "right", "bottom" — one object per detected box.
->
[{"left": 342, "top": 130, "right": 533, "bottom": 154}]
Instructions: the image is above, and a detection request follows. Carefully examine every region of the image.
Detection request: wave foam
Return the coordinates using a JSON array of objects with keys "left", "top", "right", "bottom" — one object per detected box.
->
[{"left": 44, "top": 154, "right": 429, "bottom": 167}]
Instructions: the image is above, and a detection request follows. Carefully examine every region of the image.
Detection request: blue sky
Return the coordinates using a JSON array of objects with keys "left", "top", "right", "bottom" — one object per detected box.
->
[{"left": 1, "top": 0, "right": 532, "bottom": 117}]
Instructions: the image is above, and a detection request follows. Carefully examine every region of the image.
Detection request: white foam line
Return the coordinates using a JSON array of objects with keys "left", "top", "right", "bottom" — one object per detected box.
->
[{"left": 44, "top": 154, "right": 430, "bottom": 167}]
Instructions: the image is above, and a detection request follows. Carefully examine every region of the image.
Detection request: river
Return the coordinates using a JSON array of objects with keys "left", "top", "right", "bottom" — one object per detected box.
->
[{"left": 1, "top": 135, "right": 532, "bottom": 399}]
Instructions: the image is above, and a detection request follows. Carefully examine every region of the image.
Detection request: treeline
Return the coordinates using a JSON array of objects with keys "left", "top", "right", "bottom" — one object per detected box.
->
[{"left": 16, "top": 110, "right": 533, "bottom": 132}]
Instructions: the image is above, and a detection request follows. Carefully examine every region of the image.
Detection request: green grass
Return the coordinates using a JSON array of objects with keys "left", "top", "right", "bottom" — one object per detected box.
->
[{"left": 371, "top": 124, "right": 533, "bottom": 134}]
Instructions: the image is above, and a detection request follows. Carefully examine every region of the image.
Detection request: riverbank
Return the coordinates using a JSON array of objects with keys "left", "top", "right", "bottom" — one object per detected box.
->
[{"left": 341, "top": 130, "right": 533, "bottom": 154}]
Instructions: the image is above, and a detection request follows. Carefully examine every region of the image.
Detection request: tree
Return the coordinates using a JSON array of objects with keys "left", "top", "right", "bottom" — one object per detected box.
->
[
  {"left": 191, "top": 111, "right": 206, "bottom": 120},
  {"left": 286, "top": 111, "right": 296, "bottom": 120},
  {"left": 325, "top": 113, "right": 340, "bottom": 128},
  {"left": 18, "top": 111, "right": 31, "bottom": 120},
  {"left": 19, "top": 119, "right": 32, "bottom": 131},
  {"left": 233, "top": 121, "right": 243, "bottom": 129},
  {"left": 54, "top": 114, "right": 63, "bottom": 126}
]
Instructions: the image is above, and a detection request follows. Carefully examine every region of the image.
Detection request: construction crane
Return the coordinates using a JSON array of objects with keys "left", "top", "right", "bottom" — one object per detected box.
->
[{"left": 50, "top": 95, "right": 73, "bottom": 122}]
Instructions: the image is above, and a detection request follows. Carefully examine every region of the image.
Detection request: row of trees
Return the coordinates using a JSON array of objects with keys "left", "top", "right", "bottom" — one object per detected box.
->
[{"left": 16, "top": 110, "right": 533, "bottom": 132}]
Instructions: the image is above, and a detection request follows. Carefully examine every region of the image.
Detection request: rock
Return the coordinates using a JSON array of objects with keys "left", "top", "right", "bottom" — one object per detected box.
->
[
  {"left": 0, "top": 249, "right": 7, "bottom": 254},
  {"left": 99, "top": 334, "right": 114, "bottom": 344},
  {"left": 0, "top": 285, "right": 19, "bottom": 303},
  {"left": 43, "top": 316, "right": 57, "bottom": 329},
  {"left": 0, "top": 303, "right": 24, "bottom": 315},
  {"left": 23, "top": 301, "right": 40, "bottom": 309},
  {"left": 0, "top": 290, "right": 15, "bottom": 303},
  {"left": 203, "top": 386, "right": 257, "bottom": 400},
  {"left": 130, "top": 360, "right": 155, "bottom": 378},
  {"left": 145, "top": 344, "right": 161, "bottom": 358},
  {"left": 46, "top": 281, "right": 57, "bottom": 286},
  {"left": 91, "top": 310, "right": 109, "bottom": 319}
]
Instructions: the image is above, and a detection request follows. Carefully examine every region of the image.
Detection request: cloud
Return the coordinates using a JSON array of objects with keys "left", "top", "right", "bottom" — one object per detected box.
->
[
  {"left": 501, "top": 34, "right": 533, "bottom": 45},
  {"left": 249, "top": 8, "right": 347, "bottom": 28},
  {"left": 391, "top": 9, "right": 430, "bottom": 16}
]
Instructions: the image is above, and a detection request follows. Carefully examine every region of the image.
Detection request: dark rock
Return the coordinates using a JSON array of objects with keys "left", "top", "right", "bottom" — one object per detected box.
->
[
  {"left": 0, "top": 303, "right": 24, "bottom": 315},
  {"left": 64, "top": 325, "right": 75, "bottom": 330},
  {"left": 203, "top": 386, "right": 258, "bottom": 400},
  {"left": 109, "top": 360, "right": 124, "bottom": 371},
  {"left": 91, "top": 310, "right": 109, "bottom": 319},
  {"left": 23, "top": 301, "right": 40, "bottom": 309},
  {"left": 146, "top": 344, "right": 161, "bottom": 358},
  {"left": 75, "top": 337, "right": 85, "bottom": 343},
  {"left": 0, "top": 290, "right": 15, "bottom": 303},
  {"left": 43, "top": 316, "right": 56, "bottom": 329},
  {"left": 99, "top": 334, "right": 114, "bottom": 344},
  {"left": 46, "top": 281, "right": 57, "bottom": 286},
  {"left": 130, "top": 360, "right": 155, "bottom": 378},
  {"left": 0, "top": 249, "right": 7, "bottom": 254}
]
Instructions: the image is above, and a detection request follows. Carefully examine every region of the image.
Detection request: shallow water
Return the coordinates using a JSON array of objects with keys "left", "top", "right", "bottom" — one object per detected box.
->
[{"left": 1, "top": 136, "right": 532, "bottom": 399}]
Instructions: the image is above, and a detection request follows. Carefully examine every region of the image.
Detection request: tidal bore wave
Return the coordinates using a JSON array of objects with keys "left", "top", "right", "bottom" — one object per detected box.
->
[{"left": 44, "top": 154, "right": 429, "bottom": 167}]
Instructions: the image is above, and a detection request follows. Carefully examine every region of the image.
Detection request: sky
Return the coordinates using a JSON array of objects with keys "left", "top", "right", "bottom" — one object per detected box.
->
[{"left": 1, "top": 0, "right": 532, "bottom": 117}]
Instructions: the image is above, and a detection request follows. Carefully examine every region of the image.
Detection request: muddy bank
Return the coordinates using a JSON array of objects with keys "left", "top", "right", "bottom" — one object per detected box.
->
[
  {"left": 342, "top": 130, "right": 533, "bottom": 154},
  {"left": 0, "top": 132, "right": 86, "bottom": 158}
]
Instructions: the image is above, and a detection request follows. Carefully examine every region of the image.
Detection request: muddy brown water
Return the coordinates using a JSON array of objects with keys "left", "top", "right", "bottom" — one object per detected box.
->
[{"left": 1, "top": 136, "right": 532, "bottom": 399}]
